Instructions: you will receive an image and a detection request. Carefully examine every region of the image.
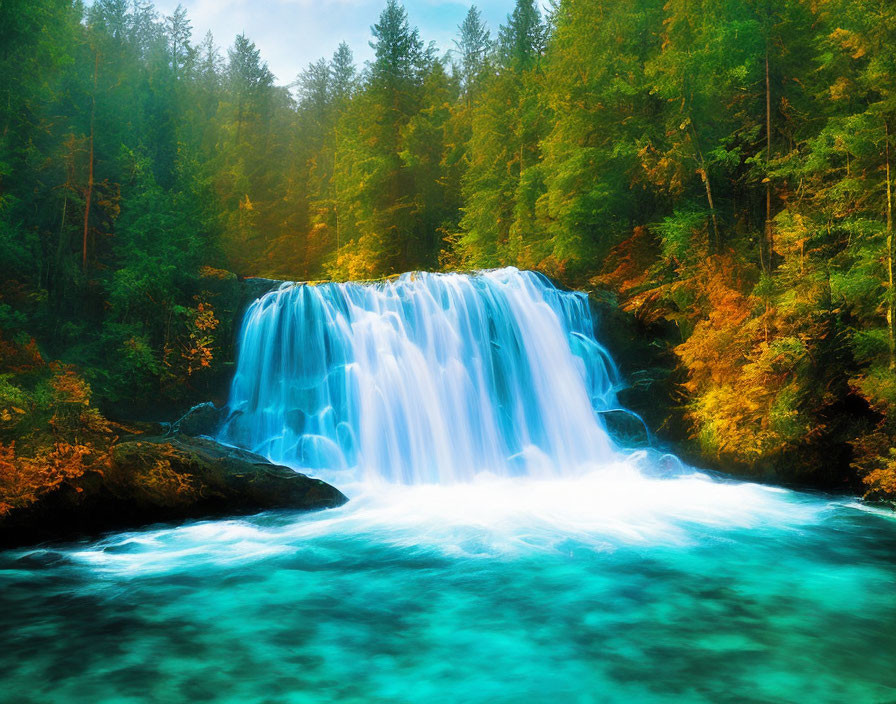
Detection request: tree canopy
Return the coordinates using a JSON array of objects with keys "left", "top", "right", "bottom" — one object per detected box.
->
[{"left": 3, "top": 0, "right": 896, "bottom": 500}]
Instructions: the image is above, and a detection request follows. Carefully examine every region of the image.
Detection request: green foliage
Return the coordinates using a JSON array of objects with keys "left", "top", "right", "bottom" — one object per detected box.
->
[
  {"left": 454, "top": 6, "right": 490, "bottom": 103},
  {"left": 3, "top": 0, "right": 896, "bottom": 502},
  {"left": 657, "top": 209, "right": 709, "bottom": 265}
]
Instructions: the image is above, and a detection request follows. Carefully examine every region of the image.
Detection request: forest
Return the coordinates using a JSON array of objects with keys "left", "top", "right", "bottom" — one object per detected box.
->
[{"left": 2, "top": 0, "right": 896, "bottom": 512}]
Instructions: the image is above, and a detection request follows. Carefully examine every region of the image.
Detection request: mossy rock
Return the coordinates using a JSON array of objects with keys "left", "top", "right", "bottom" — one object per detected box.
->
[{"left": 0, "top": 435, "right": 347, "bottom": 548}]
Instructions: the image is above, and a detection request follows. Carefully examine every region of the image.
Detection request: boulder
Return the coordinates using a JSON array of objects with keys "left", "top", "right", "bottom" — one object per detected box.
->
[
  {"left": 588, "top": 291, "right": 689, "bottom": 447},
  {"left": 0, "top": 435, "right": 347, "bottom": 548},
  {"left": 170, "top": 401, "right": 226, "bottom": 437}
]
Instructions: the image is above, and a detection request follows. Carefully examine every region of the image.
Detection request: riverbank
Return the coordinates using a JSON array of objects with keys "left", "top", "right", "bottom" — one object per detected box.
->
[{"left": 0, "top": 417, "right": 346, "bottom": 548}]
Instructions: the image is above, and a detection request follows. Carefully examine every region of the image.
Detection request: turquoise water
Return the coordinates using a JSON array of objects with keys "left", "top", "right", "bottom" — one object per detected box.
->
[{"left": 3, "top": 469, "right": 896, "bottom": 703}]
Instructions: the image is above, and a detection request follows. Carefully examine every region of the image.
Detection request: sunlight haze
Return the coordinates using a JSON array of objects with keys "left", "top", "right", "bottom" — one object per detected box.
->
[{"left": 152, "top": 0, "right": 537, "bottom": 84}]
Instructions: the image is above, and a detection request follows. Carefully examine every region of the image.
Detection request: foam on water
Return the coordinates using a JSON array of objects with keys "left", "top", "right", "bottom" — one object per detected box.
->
[{"left": 57, "top": 459, "right": 834, "bottom": 578}]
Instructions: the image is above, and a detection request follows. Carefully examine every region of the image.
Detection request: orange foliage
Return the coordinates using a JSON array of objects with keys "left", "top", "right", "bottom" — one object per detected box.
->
[
  {"left": 864, "top": 464, "right": 896, "bottom": 502},
  {"left": 199, "top": 265, "right": 236, "bottom": 281},
  {"left": 164, "top": 298, "right": 220, "bottom": 380},
  {"left": 657, "top": 255, "right": 812, "bottom": 460},
  {"left": 0, "top": 335, "right": 44, "bottom": 375},
  {"left": 182, "top": 300, "right": 218, "bottom": 375},
  {"left": 675, "top": 259, "right": 756, "bottom": 393},
  {"left": 47, "top": 363, "right": 100, "bottom": 436},
  {"left": 134, "top": 445, "right": 199, "bottom": 505},
  {"left": 591, "top": 227, "right": 663, "bottom": 319},
  {"left": 850, "top": 427, "right": 896, "bottom": 504},
  {"left": 49, "top": 363, "right": 92, "bottom": 406},
  {"left": 0, "top": 440, "right": 106, "bottom": 516},
  {"left": 0, "top": 314, "right": 118, "bottom": 516}
]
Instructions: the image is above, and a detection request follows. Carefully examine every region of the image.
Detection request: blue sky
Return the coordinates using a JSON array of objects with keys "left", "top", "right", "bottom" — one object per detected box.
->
[{"left": 152, "top": 0, "right": 533, "bottom": 85}]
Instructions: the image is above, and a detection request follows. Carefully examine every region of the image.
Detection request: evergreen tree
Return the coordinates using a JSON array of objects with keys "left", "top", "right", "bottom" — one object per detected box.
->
[
  {"left": 3, "top": 0, "right": 896, "bottom": 498},
  {"left": 498, "top": 0, "right": 546, "bottom": 72},
  {"left": 457, "top": 0, "right": 547, "bottom": 268},
  {"left": 328, "top": 0, "right": 435, "bottom": 277},
  {"left": 330, "top": 42, "right": 357, "bottom": 105},
  {"left": 454, "top": 6, "right": 490, "bottom": 104},
  {"left": 165, "top": 4, "right": 193, "bottom": 78}
]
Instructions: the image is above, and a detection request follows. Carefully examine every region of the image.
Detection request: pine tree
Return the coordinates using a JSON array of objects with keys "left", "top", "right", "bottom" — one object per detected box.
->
[
  {"left": 457, "top": 0, "right": 547, "bottom": 268},
  {"left": 498, "top": 0, "right": 546, "bottom": 72},
  {"left": 454, "top": 6, "right": 490, "bottom": 105},
  {"left": 330, "top": 42, "right": 357, "bottom": 105},
  {"left": 165, "top": 4, "right": 192, "bottom": 79}
]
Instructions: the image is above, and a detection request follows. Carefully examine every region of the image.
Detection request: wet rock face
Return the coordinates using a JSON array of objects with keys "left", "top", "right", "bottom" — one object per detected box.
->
[
  {"left": 170, "top": 402, "right": 226, "bottom": 438},
  {"left": 588, "top": 292, "right": 686, "bottom": 447},
  {"left": 0, "top": 435, "right": 347, "bottom": 548}
]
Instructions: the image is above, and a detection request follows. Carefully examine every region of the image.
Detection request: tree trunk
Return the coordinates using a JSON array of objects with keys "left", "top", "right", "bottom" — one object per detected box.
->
[
  {"left": 764, "top": 49, "right": 773, "bottom": 273},
  {"left": 56, "top": 195, "right": 68, "bottom": 274},
  {"left": 236, "top": 99, "right": 244, "bottom": 145},
  {"left": 82, "top": 50, "right": 98, "bottom": 273},
  {"left": 334, "top": 145, "right": 340, "bottom": 256},
  {"left": 688, "top": 121, "right": 720, "bottom": 252},
  {"left": 886, "top": 120, "right": 895, "bottom": 370}
]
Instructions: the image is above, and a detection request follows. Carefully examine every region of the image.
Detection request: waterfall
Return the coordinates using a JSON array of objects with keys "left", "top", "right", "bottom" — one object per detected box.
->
[{"left": 219, "top": 267, "right": 625, "bottom": 483}]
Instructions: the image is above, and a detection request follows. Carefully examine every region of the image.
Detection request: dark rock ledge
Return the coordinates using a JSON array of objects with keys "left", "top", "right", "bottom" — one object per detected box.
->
[{"left": 0, "top": 434, "right": 347, "bottom": 549}]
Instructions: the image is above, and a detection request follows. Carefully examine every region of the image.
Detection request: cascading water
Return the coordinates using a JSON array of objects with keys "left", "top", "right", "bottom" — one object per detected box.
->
[
  {"left": 219, "top": 267, "right": 626, "bottom": 483},
  {"left": 6, "top": 271, "right": 896, "bottom": 704}
]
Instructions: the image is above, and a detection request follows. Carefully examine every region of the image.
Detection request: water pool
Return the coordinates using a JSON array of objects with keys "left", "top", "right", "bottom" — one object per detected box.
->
[{"left": 3, "top": 470, "right": 895, "bottom": 703}]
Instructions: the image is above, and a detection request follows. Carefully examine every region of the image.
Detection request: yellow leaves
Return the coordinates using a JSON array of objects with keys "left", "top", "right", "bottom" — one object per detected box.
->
[
  {"left": 199, "top": 265, "right": 236, "bottom": 281},
  {"left": 132, "top": 452, "right": 199, "bottom": 505},
  {"left": 865, "top": 467, "right": 896, "bottom": 495},
  {"left": 48, "top": 363, "right": 92, "bottom": 407},
  {"left": 178, "top": 333, "right": 214, "bottom": 377},
  {"left": 862, "top": 447, "right": 896, "bottom": 503},
  {"left": 662, "top": 254, "right": 816, "bottom": 462},
  {"left": 192, "top": 302, "right": 219, "bottom": 332},
  {"left": 161, "top": 299, "right": 220, "bottom": 385},
  {"left": 0, "top": 405, "right": 24, "bottom": 425},
  {"left": 81, "top": 407, "right": 112, "bottom": 435},
  {"left": 180, "top": 300, "right": 218, "bottom": 376},
  {"left": 829, "top": 76, "right": 851, "bottom": 101},
  {"left": 830, "top": 27, "right": 866, "bottom": 59}
]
